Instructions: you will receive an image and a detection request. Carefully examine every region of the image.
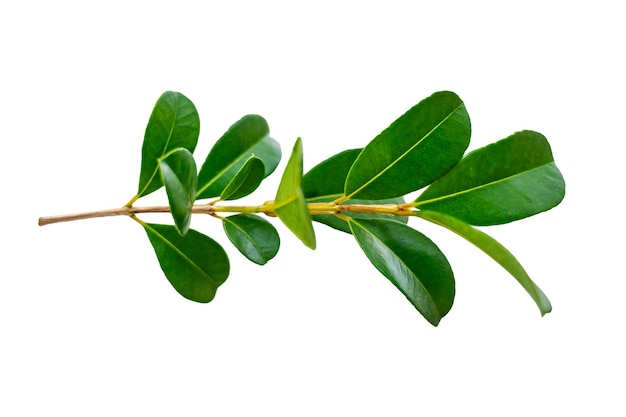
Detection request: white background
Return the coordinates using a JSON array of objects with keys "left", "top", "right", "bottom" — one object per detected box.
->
[{"left": 2, "top": 1, "right": 624, "bottom": 415}]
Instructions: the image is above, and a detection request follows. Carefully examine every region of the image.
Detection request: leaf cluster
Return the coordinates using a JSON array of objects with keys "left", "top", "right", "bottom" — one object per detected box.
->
[{"left": 48, "top": 91, "right": 566, "bottom": 326}]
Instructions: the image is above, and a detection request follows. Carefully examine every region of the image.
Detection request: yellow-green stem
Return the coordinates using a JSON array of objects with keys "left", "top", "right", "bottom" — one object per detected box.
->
[{"left": 38, "top": 201, "right": 418, "bottom": 226}]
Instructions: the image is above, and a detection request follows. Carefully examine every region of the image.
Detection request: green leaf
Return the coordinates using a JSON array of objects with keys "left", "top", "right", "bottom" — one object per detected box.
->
[
  {"left": 349, "top": 218, "right": 455, "bottom": 326},
  {"left": 344, "top": 91, "right": 471, "bottom": 200},
  {"left": 136, "top": 91, "right": 200, "bottom": 199},
  {"left": 415, "top": 130, "right": 565, "bottom": 225},
  {"left": 159, "top": 148, "right": 197, "bottom": 235},
  {"left": 303, "top": 148, "right": 363, "bottom": 200},
  {"left": 274, "top": 138, "right": 316, "bottom": 249},
  {"left": 415, "top": 210, "right": 552, "bottom": 316},
  {"left": 143, "top": 223, "right": 229, "bottom": 303},
  {"left": 303, "top": 148, "right": 407, "bottom": 233},
  {"left": 223, "top": 214, "right": 280, "bottom": 265},
  {"left": 220, "top": 156, "right": 265, "bottom": 201},
  {"left": 196, "top": 115, "right": 281, "bottom": 199}
]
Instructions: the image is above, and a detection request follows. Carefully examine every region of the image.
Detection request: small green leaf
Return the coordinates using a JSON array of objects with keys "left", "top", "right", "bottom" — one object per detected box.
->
[
  {"left": 143, "top": 223, "right": 229, "bottom": 303},
  {"left": 415, "top": 130, "right": 566, "bottom": 225},
  {"left": 344, "top": 91, "right": 471, "bottom": 200},
  {"left": 220, "top": 156, "right": 265, "bottom": 201},
  {"left": 223, "top": 214, "right": 280, "bottom": 265},
  {"left": 415, "top": 210, "right": 552, "bottom": 316},
  {"left": 349, "top": 218, "right": 455, "bottom": 326},
  {"left": 303, "top": 148, "right": 407, "bottom": 233},
  {"left": 196, "top": 115, "right": 281, "bottom": 199},
  {"left": 136, "top": 91, "right": 200, "bottom": 199},
  {"left": 159, "top": 148, "right": 197, "bottom": 235},
  {"left": 274, "top": 138, "right": 316, "bottom": 249}
]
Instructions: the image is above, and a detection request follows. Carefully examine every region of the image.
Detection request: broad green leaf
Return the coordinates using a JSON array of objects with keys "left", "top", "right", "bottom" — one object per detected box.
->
[
  {"left": 415, "top": 210, "right": 552, "bottom": 316},
  {"left": 415, "top": 130, "right": 565, "bottom": 225},
  {"left": 349, "top": 218, "right": 455, "bottom": 326},
  {"left": 303, "top": 148, "right": 407, "bottom": 233},
  {"left": 223, "top": 214, "right": 280, "bottom": 265},
  {"left": 159, "top": 148, "right": 197, "bottom": 235},
  {"left": 303, "top": 148, "right": 363, "bottom": 200},
  {"left": 196, "top": 115, "right": 281, "bottom": 199},
  {"left": 136, "top": 91, "right": 200, "bottom": 199},
  {"left": 274, "top": 138, "right": 316, "bottom": 249},
  {"left": 143, "top": 223, "right": 229, "bottom": 303},
  {"left": 344, "top": 91, "right": 471, "bottom": 200},
  {"left": 220, "top": 156, "right": 265, "bottom": 201}
]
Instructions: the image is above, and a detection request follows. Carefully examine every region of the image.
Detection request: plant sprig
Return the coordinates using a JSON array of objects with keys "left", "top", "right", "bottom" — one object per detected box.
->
[{"left": 39, "top": 90, "right": 565, "bottom": 326}]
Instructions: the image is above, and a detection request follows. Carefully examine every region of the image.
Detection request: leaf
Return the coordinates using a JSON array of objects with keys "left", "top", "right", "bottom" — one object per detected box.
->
[
  {"left": 415, "top": 210, "right": 552, "bottom": 316},
  {"left": 415, "top": 130, "right": 566, "bottom": 225},
  {"left": 349, "top": 218, "right": 455, "bottom": 326},
  {"left": 143, "top": 223, "right": 229, "bottom": 303},
  {"left": 220, "top": 156, "right": 265, "bottom": 201},
  {"left": 222, "top": 214, "right": 280, "bottom": 265},
  {"left": 136, "top": 91, "right": 200, "bottom": 199},
  {"left": 303, "top": 148, "right": 407, "bottom": 233},
  {"left": 274, "top": 138, "right": 316, "bottom": 249},
  {"left": 196, "top": 115, "right": 281, "bottom": 199},
  {"left": 159, "top": 148, "right": 197, "bottom": 235},
  {"left": 344, "top": 91, "right": 471, "bottom": 200},
  {"left": 303, "top": 148, "right": 363, "bottom": 200}
]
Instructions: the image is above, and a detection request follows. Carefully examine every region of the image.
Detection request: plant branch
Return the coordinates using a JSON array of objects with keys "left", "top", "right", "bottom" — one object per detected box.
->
[{"left": 38, "top": 201, "right": 418, "bottom": 226}]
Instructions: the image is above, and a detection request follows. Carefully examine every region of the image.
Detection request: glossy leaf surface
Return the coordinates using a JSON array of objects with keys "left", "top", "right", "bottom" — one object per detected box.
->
[
  {"left": 159, "top": 148, "right": 197, "bottom": 235},
  {"left": 137, "top": 91, "right": 200, "bottom": 198},
  {"left": 415, "top": 130, "right": 565, "bottom": 225},
  {"left": 197, "top": 115, "right": 281, "bottom": 199},
  {"left": 349, "top": 218, "right": 455, "bottom": 326},
  {"left": 344, "top": 91, "right": 471, "bottom": 200},
  {"left": 274, "top": 138, "right": 316, "bottom": 249},
  {"left": 415, "top": 210, "right": 551, "bottom": 315},
  {"left": 143, "top": 223, "right": 229, "bottom": 303},
  {"left": 303, "top": 148, "right": 407, "bottom": 233},
  {"left": 303, "top": 148, "right": 362, "bottom": 201},
  {"left": 220, "top": 156, "right": 265, "bottom": 201},
  {"left": 223, "top": 214, "right": 280, "bottom": 265}
]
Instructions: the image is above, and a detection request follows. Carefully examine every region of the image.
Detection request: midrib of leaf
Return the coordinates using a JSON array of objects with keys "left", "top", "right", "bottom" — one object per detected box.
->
[
  {"left": 305, "top": 193, "right": 343, "bottom": 202},
  {"left": 138, "top": 102, "right": 180, "bottom": 198},
  {"left": 414, "top": 164, "right": 552, "bottom": 207},
  {"left": 273, "top": 193, "right": 298, "bottom": 210},
  {"left": 224, "top": 217, "right": 265, "bottom": 261},
  {"left": 196, "top": 141, "right": 265, "bottom": 197},
  {"left": 142, "top": 222, "right": 220, "bottom": 286},
  {"left": 350, "top": 219, "right": 439, "bottom": 315},
  {"left": 346, "top": 103, "right": 463, "bottom": 199}
]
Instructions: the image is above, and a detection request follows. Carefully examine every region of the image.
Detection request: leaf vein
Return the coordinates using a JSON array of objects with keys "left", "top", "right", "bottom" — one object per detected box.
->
[
  {"left": 143, "top": 223, "right": 218, "bottom": 286},
  {"left": 347, "top": 103, "right": 463, "bottom": 199}
]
